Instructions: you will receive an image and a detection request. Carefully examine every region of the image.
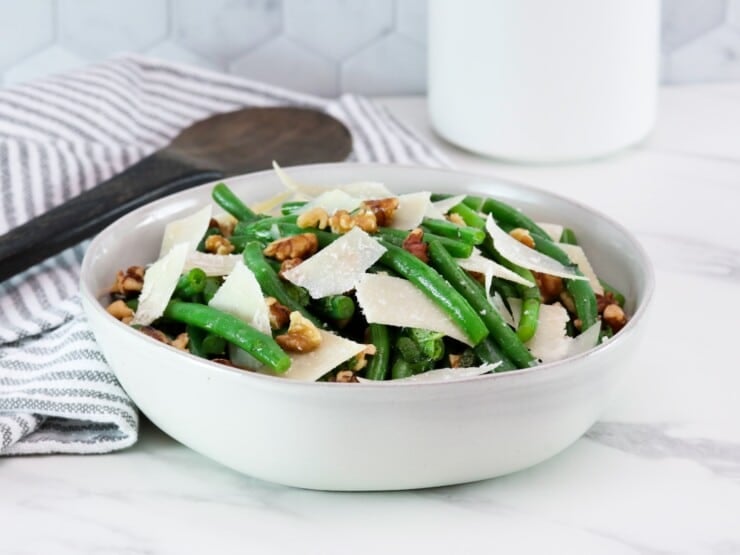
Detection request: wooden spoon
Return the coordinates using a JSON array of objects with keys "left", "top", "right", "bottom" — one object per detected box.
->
[{"left": 0, "top": 107, "right": 352, "bottom": 282}]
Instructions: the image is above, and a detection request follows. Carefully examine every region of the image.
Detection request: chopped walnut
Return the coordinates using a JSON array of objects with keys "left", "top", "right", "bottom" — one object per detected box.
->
[
  {"left": 212, "top": 358, "right": 235, "bottom": 367},
  {"left": 534, "top": 272, "right": 564, "bottom": 303},
  {"left": 276, "top": 312, "right": 322, "bottom": 353},
  {"left": 447, "top": 213, "right": 466, "bottom": 226},
  {"left": 509, "top": 228, "right": 536, "bottom": 248},
  {"left": 559, "top": 291, "right": 577, "bottom": 314},
  {"left": 138, "top": 326, "right": 170, "bottom": 343},
  {"left": 211, "top": 215, "right": 236, "bottom": 237},
  {"left": 329, "top": 209, "right": 355, "bottom": 234},
  {"left": 204, "top": 234, "right": 235, "bottom": 255},
  {"left": 335, "top": 370, "right": 358, "bottom": 383},
  {"left": 351, "top": 344, "right": 377, "bottom": 371},
  {"left": 360, "top": 197, "right": 399, "bottom": 227},
  {"left": 603, "top": 304, "right": 627, "bottom": 333},
  {"left": 110, "top": 266, "right": 145, "bottom": 296},
  {"left": 279, "top": 257, "right": 303, "bottom": 277},
  {"left": 448, "top": 353, "right": 462, "bottom": 368},
  {"left": 296, "top": 206, "right": 329, "bottom": 230},
  {"left": 596, "top": 292, "right": 619, "bottom": 314},
  {"left": 353, "top": 209, "right": 378, "bottom": 233},
  {"left": 264, "top": 233, "right": 318, "bottom": 261},
  {"left": 106, "top": 299, "right": 134, "bottom": 323},
  {"left": 171, "top": 332, "right": 189, "bottom": 351},
  {"left": 265, "top": 297, "right": 292, "bottom": 330},
  {"left": 401, "top": 228, "right": 429, "bottom": 263}
]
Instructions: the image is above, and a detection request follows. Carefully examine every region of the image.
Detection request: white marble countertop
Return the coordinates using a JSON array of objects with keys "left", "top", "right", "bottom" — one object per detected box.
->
[{"left": 3, "top": 85, "right": 740, "bottom": 555}]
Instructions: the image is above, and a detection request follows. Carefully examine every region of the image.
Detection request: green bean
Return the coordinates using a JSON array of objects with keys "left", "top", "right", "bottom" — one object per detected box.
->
[
  {"left": 560, "top": 228, "right": 578, "bottom": 245},
  {"left": 449, "top": 203, "right": 486, "bottom": 229},
  {"left": 489, "top": 277, "right": 518, "bottom": 304},
  {"left": 312, "top": 295, "right": 355, "bottom": 321},
  {"left": 476, "top": 196, "right": 550, "bottom": 238},
  {"left": 242, "top": 242, "right": 321, "bottom": 326},
  {"left": 187, "top": 325, "right": 227, "bottom": 358},
  {"left": 461, "top": 195, "right": 486, "bottom": 211},
  {"left": 407, "top": 328, "right": 445, "bottom": 362},
  {"left": 365, "top": 324, "right": 391, "bottom": 381},
  {"left": 283, "top": 282, "right": 310, "bottom": 307},
  {"left": 281, "top": 200, "right": 308, "bottom": 215},
  {"left": 391, "top": 356, "right": 413, "bottom": 380},
  {"left": 202, "top": 277, "right": 221, "bottom": 304},
  {"left": 376, "top": 227, "right": 474, "bottom": 259},
  {"left": 430, "top": 193, "right": 452, "bottom": 202},
  {"left": 473, "top": 337, "right": 516, "bottom": 372},
  {"left": 163, "top": 301, "right": 290, "bottom": 372},
  {"left": 419, "top": 218, "right": 485, "bottom": 245},
  {"left": 600, "top": 279, "right": 626, "bottom": 307},
  {"left": 427, "top": 240, "right": 535, "bottom": 368},
  {"left": 377, "top": 241, "right": 489, "bottom": 346},
  {"left": 174, "top": 268, "right": 207, "bottom": 301},
  {"left": 212, "top": 183, "right": 257, "bottom": 223}
]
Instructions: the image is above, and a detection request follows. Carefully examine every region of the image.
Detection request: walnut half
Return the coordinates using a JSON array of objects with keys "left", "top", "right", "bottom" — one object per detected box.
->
[
  {"left": 264, "top": 233, "right": 318, "bottom": 261},
  {"left": 276, "top": 312, "right": 322, "bottom": 353}
]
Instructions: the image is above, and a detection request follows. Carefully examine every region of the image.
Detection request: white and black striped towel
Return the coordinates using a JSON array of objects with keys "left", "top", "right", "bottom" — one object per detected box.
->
[{"left": 0, "top": 54, "right": 448, "bottom": 455}]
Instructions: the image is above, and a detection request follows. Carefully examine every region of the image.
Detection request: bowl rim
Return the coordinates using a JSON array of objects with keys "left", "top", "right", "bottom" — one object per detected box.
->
[{"left": 80, "top": 161, "right": 655, "bottom": 390}]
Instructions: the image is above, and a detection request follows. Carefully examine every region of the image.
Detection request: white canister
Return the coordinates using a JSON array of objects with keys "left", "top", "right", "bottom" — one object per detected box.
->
[{"left": 428, "top": 0, "right": 660, "bottom": 163}]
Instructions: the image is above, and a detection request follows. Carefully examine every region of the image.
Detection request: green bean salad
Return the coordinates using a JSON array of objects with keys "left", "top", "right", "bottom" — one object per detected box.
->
[{"left": 106, "top": 169, "right": 629, "bottom": 383}]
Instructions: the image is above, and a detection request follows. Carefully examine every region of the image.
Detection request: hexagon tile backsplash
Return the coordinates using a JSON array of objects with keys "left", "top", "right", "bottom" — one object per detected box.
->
[{"left": 1, "top": 0, "right": 739, "bottom": 95}]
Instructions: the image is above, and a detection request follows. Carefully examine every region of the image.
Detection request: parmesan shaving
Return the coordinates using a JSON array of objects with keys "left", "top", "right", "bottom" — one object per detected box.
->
[
  {"left": 490, "top": 292, "right": 515, "bottom": 327},
  {"left": 132, "top": 243, "right": 189, "bottom": 326},
  {"left": 183, "top": 252, "right": 239, "bottom": 276},
  {"left": 556, "top": 243, "right": 604, "bottom": 294},
  {"left": 425, "top": 194, "right": 467, "bottom": 220},
  {"left": 568, "top": 323, "right": 601, "bottom": 357},
  {"left": 536, "top": 222, "right": 564, "bottom": 242},
  {"left": 249, "top": 190, "right": 294, "bottom": 216},
  {"left": 159, "top": 205, "right": 212, "bottom": 257},
  {"left": 355, "top": 274, "right": 472, "bottom": 345},
  {"left": 357, "top": 363, "right": 499, "bottom": 384},
  {"left": 282, "top": 227, "right": 386, "bottom": 298},
  {"left": 508, "top": 298, "right": 571, "bottom": 363},
  {"left": 272, "top": 330, "right": 366, "bottom": 381},
  {"left": 272, "top": 161, "right": 326, "bottom": 197},
  {"left": 341, "top": 181, "right": 393, "bottom": 199},
  {"left": 300, "top": 189, "right": 361, "bottom": 215},
  {"left": 485, "top": 215, "right": 586, "bottom": 281},
  {"left": 208, "top": 260, "right": 270, "bottom": 334},
  {"left": 389, "top": 192, "right": 432, "bottom": 230},
  {"left": 457, "top": 250, "right": 535, "bottom": 290}
]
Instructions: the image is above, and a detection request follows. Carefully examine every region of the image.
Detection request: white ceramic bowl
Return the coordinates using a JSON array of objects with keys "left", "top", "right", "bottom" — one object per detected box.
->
[{"left": 81, "top": 163, "right": 654, "bottom": 491}]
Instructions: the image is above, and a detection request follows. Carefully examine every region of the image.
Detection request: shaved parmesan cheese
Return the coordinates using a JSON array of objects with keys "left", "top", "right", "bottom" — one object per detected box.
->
[
  {"left": 357, "top": 363, "right": 499, "bottom": 384},
  {"left": 273, "top": 161, "right": 326, "bottom": 197},
  {"left": 160, "top": 205, "right": 212, "bottom": 257},
  {"left": 557, "top": 243, "right": 604, "bottom": 294},
  {"left": 536, "top": 222, "right": 564, "bottom": 243},
  {"left": 272, "top": 162, "right": 392, "bottom": 201},
  {"left": 300, "top": 189, "right": 361, "bottom": 215},
  {"left": 183, "top": 252, "right": 239, "bottom": 276},
  {"left": 208, "top": 260, "right": 270, "bottom": 334},
  {"left": 485, "top": 215, "right": 586, "bottom": 281},
  {"left": 425, "top": 194, "right": 467, "bottom": 220},
  {"left": 341, "top": 181, "right": 392, "bottom": 199},
  {"left": 390, "top": 192, "right": 432, "bottom": 230},
  {"left": 283, "top": 227, "right": 386, "bottom": 298},
  {"left": 132, "top": 243, "right": 189, "bottom": 326},
  {"left": 250, "top": 190, "right": 294, "bottom": 216},
  {"left": 568, "top": 323, "right": 601, "bottom": 357},
  {"left": 272, "top": 330, "right": 366, "bottom": 381},
  {"left": 355, "top": 274, "right": 472, "bottom": 345},
  {"left": 508, "top": 298, "right": 582, "bottom": 363},
  {"left": 491, "top": 292, "right": 515, "bottom": 327},
  {"left": 457, "top": 250, "right": 535, "bottom": 291}
]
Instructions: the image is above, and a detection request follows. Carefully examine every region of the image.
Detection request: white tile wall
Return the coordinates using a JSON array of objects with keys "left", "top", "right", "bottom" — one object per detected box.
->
[{"left": 1, "top": 0, "right": 739, "bottom": 94}]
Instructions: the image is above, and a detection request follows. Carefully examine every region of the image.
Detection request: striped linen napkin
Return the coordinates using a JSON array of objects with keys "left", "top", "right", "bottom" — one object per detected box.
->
[{"left": 0, "top": 54, "right": 448, "bottom": 455}]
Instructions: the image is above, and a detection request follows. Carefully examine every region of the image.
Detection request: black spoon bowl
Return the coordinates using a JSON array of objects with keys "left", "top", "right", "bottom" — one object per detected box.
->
[{"left": 0, "top": 106, "right": 352, "bottom": 282}]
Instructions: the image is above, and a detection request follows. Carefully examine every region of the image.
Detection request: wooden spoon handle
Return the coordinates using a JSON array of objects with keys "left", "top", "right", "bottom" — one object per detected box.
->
[{"left": 0, "top": 152, "right": 222, "bottom": 283}]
